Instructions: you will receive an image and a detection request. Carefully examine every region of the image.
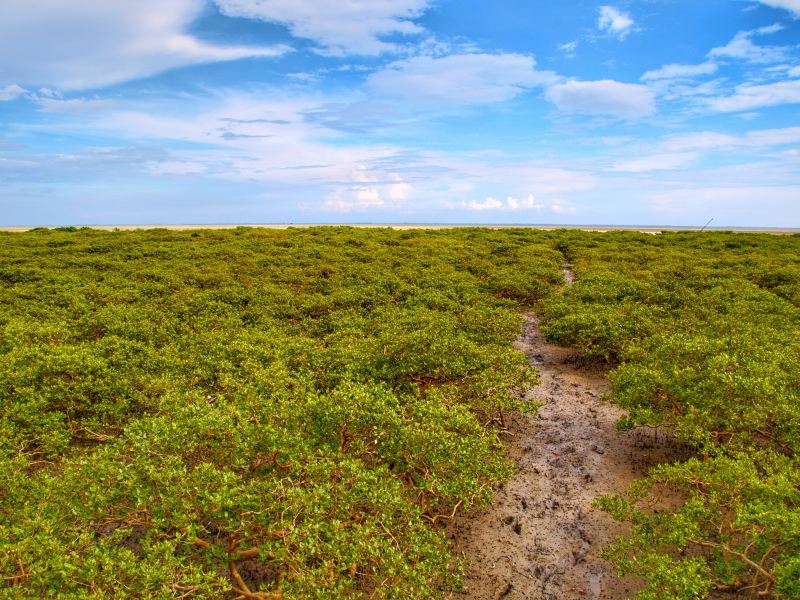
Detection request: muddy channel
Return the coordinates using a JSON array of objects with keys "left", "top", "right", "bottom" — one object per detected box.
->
[{"left": 447, "top": 269, "right": 690, "bottom": 600}]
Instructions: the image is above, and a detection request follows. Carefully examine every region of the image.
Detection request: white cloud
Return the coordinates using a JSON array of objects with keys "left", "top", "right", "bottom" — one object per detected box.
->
[
  {"left": 34, "top": 96, "right": 113, "bottom": 113},
  {"left": 461, "top": 194, "right": 546, "bottom": 211},
  {"left": 0, "top": 0, "right": 289, "bottom": 90},
  {"left": 464, "top": 197, "right": 504, "bottom": 211},
  {"left": 546, "top": 79, "right": 656, "bottom": 119},
  {"left": 594, "top": 125, "right": 800, "bottom": 188},
  {"left": 214, "top": 0, "right": 430, "bottom": 55},
  {"left": 708, "top": 28, "right": 788, "bottom": 64},
  {"left": 641, "top": 62, "right": 718, "bottom": 81},
  {"left": 756, "top": 0, "right": 800, "bottom": 17},
  {"left": 0, "top": 84, "right": 26, "bottom": 101},
  {"left": 559, "top": 41, "right": 578, "bottom": 55},
  {"left": 597, "top": 6, "right": 635, "bottom": 40},
  {"left": 462, "top": 194, "right": 557, "bottom": 212},
  {"left": 602, "top": 128, "right": 800, "bottom": 184},
  {"left": 708, "top": 79, "right": 800, "bottom": 111},
  {"left": 766, "top": 64, "right": 800, "bottom": 78},
  {"left": 324, "top": 166, "right": 412, "bottom": 211},
  {"left": 651, "top": 78, "right": 726, "bottom": 103},
  {"left": 605, "top": 128, "right": 800, "bottom": 178},
  {"left": 609, "top": 152, "right": 699, "bottom": 172},
  {"left": 82, "top": 93, "right": 398, "bottom": 187},
  {"left": 366, "top": 53, "right": 555, "bottom": 105},
  {"left": 458, "top": 192, "right": 583, "bottom": 215},
  {"left": 653, "top": 127, "right": 800, "bottom": 157},
  {"left": 746, "top": 125, "right": 800, "bottom": 145},
  {"left": 754, "top": 23, "right": 786, "bottom": 34}
]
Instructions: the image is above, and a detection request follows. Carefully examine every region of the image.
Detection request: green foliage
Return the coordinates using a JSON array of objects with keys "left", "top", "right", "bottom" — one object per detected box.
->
[
  {"left": 0, "top": 227, "right": 561, "bottom": 598},
  {"left": 542, "top": 230, "right": 800, "bottom": 598},
  {"left": 3, "top": 226, "right": 798, "bottom": 598}
]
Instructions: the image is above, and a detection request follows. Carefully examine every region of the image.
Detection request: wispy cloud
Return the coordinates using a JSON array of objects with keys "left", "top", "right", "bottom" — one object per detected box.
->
[
  {"left": 660, "top": 126, "right": 800, "bottom": 151},
  {"left": 0, "top": 0, "right": 289, "bottom": 90},
  {"left": 601, "top": 125, "right": 800, "bottom": 177},
  {"left": 1, "top": 1, "right": 799, "bottom": 227},
  {"left": 0, "top": 84, "right": 26, "bottom": 101},
  {"left": 213, "top": 0, "right": 431, "bottom": 55},
  {"left": 641, "top": 62, "right": 718, "bottom": 81},
  {"left": 34, "top": 96, "right": 113, "bottom": 113},
  {"left": 755, "top": 0, "right": 800, "bottom": 18},
  {"left": 558, "top": 41, "right": 578, "bottom": 56},
  {"left": 708, "top": 25, "right": 788, "bottom": 64},
  {"left": 650, "top": 185, "right": 800, "bottom": 217},
  {"left": 546, "top": 79, "right": 655, "bottom": 119},
  {"left": 708, "top": 79, "right": 800, "bottom": 111},
  {"left": 366, "top": 53, "right": 557, "bottom": 105}
]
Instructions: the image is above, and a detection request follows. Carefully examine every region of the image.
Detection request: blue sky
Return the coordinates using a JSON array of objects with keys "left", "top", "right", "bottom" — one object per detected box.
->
[{"left": 1, "top": 0, "right": 799, "bottom": 226}]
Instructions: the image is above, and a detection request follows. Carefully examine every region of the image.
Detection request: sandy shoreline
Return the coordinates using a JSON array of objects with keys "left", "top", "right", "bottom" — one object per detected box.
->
[{"left": 1, "top": 223, "right": 798, "bottom": 234}]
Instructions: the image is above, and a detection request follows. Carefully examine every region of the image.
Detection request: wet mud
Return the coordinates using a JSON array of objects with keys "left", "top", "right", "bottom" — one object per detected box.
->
[{"left": 447, "top": 271, "right": 689, "bottom": 599}]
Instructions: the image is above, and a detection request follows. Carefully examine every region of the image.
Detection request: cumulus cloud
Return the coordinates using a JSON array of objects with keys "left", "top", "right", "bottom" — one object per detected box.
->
[
  {"left": 0, "top": 84, "right": 26, "bottom": 101},
  {"left": 546, "top": 79, "right": 656, "bottom": 119},
  {"left": 756, "top": 0, "right": 800, "bottom": 17},
  {"left": 214, "top": 0, "right": 431, "bottom": 55},
  {"left": 0, "top": 0, "right": 289, "bottom": 90},
  {"left": 641, "top": 62, "right": 718, "bottom": 81},
  {"left": 708, "top": 79, "right": 800, "bottom": 112},
  {"left": 366, "top": 53, "right": 554, "bottom": 105},
  {"left": 463, "top": 195, "right": 544, "bottom": 211},
  {"left": 464, "top": 197, "right": 504, "bottom": 211},
  {"left": 597, "top": 6, "right": 635, "bottom": 40},
  {"left": 708, "top": 27, "right": 788, "bottom": 64},
  {"left": 324, "top": 184, "right": 411, "bottom": 211},
  {"left": 323, "top": 164, "right": 412, "bottom": 211}
]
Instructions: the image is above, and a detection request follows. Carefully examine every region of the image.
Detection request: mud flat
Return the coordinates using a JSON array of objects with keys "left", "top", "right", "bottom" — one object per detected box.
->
[{"left": 447, "top": 310, "right": 691, "bottom": 600}]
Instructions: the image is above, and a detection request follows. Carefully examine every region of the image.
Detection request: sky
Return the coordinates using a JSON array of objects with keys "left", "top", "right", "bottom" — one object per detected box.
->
[{"left": 1, "top": 1, "right": 799, "bottom": 227}]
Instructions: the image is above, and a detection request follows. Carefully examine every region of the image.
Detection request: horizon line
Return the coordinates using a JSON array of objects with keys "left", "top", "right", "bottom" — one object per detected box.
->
[{"left": 1, "top": 223, "right": 799, "bottom": 233}]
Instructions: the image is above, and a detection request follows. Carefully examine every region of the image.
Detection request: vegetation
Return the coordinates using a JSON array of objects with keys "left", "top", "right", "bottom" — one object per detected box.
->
[
  {"left": 0, "top": 226, "right": 562, "bottom": 598},
  {"left": 542, "top": 230, "right": 800, "bottom": 599},
  {"left": 1, "top": 226, "right": 798, "bottom": 598}
]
